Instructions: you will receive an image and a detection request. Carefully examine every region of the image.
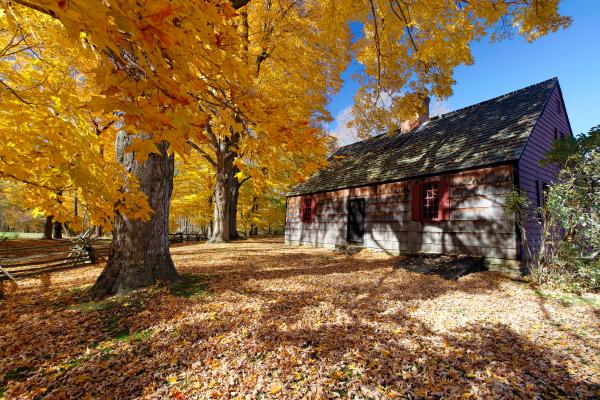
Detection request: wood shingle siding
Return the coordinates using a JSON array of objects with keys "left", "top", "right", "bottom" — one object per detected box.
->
[{"left": 285, "top": 165, "right": 517, "bottom": 260}]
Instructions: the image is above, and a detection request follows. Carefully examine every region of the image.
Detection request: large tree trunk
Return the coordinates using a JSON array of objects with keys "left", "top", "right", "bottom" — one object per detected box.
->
[
  {"left": 210, "top": 152, "right": 234, "bottom": 242},
  {"left": 228, "top": 167, "right": 241, "bottom": 240},
  {"left": 249, "top": 196, "right": 259, "bottom": 236},
  {"left": 91, "top": 133, "right": 177, "bottom": 300},
  {"left": 209, "top": 133, "right": 239, "bottom": 243},
  {"left": 52, "top": 191, "right": 63, "bottom": 239},
  {"left": 52, "top": 221, "right": 63, "bottom": 239},
  {"left": 42, "top": 216, "right": 53, "bottom": 240}
]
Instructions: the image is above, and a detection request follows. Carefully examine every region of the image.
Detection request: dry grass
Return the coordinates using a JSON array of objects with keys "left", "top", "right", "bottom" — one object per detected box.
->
[{"left": 1, "top": 238, "right": 599, "bottom": 399}]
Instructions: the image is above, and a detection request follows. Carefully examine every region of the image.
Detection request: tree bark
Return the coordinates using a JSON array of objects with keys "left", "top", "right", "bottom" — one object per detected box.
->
[
  {"left": 42, "top": 216, "right": 53, "bottom": 240},
  {"left": 91, "top": 133, "right": 177, "bottom": 299},
  {"left": 52, "top": 191, "right": 63, "bottom": 239},
  {"left": 249, "top": 196, "right": 259, "bottom": 236},
  {"left": 209, "top": 153, "right": 233, "bottom": 242},
  {"left": 207, "top": 195, "right": 213, "bottom": 238},
  {"left": 209, "top": 133, "right": 239, "bottom": 243},
  {"left": 228, "top": 167, "right": 241, "bottom": 240},
  {"left": 52, "top": 221, "right": 63, "bottom": 239}
]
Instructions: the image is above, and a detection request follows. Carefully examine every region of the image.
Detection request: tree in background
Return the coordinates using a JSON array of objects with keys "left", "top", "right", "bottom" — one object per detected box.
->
[
  {"left": 237, "top": 180, "right": 286, "bottom": 236},
  {"left": 186, "top": 0, "right": 348, "bottom": 242},
  {"left": 170, "top": 153, "right": 215, "bottom": 235},
  {"left": 171, "top": 135, "right": 324, "bottom": 238},
  {"left": 0, "top": 181, "right": 44, "bottom": 234}
]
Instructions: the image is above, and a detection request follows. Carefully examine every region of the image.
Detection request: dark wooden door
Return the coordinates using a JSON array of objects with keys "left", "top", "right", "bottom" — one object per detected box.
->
[{"left": 347, "top": 198, "right": 365, "bottom": 244}]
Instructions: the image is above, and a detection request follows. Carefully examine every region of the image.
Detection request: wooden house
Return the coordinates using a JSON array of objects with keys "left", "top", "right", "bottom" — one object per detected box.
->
[{"left": 284, "top": 78, "right": 572, "bottom": 273}]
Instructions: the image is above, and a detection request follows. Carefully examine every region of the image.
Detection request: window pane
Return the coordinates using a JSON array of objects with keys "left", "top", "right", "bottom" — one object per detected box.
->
[
  {"left": 303, "top": 197, "right": 312, "bottom": 222},
  {"left": 422, "top": 182, "right": 439, "bottom": 220}
]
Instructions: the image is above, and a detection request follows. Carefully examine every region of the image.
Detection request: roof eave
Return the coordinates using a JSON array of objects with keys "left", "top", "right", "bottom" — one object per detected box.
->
[
  {"left": 286, "top": 159, "right": 517, "bottom": 197},
  {"left": 516, "top": 77, "right": 559, "bottom": 162}
]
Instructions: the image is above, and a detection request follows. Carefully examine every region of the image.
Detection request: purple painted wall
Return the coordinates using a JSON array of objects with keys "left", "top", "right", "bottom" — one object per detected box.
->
[{"left": 517, "top": 84, "right": 572, "bottom": 257}]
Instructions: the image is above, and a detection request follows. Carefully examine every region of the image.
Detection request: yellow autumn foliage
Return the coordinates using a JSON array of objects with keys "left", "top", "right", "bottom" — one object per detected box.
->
[
  {"left": 0, "top": 0, "right": 570, "bottom": 226},
  {"left": 0, "top": 6, "right": 150, "bottom": 230}
]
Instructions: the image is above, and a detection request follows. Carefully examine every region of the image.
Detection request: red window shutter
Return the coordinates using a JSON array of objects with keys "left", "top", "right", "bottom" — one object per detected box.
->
[
  {"left": 439, "top": 180, "right": 450, "bottom": 221},
  {"left": 411, "top": 183, "right": 421, "bottom": 221},
  {"left": 310, "top": 195, "right": 317, "bottom": 222},
  {"left": 299, "top": 197, "right": 306, "bottom": 222}
]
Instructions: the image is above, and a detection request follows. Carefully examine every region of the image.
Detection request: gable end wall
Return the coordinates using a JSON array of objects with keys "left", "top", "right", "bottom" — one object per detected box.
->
[{"left": 517, "top": 85, "right": 572, "bottom": 257}]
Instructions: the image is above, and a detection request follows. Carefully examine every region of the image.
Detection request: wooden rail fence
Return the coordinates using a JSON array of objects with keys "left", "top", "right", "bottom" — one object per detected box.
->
[
  {"left": 0, "top": 233, "right": 206, "bottom": 281},
  {"left": 0, "top": 239, "right": 111, "bottom": 281},
  {"left": 168, "top": 232, "right": 207, "bottom": 243}
]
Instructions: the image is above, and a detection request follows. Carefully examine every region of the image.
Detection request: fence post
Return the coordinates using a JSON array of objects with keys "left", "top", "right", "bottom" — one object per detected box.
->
[{"left": 84, "top": 244, "right": 96, "bottom": 264}]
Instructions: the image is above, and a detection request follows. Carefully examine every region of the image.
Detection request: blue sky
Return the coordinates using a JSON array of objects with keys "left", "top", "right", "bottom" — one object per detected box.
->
[{"left": 326, "top": 1, "right": 600, "bottom": 142}]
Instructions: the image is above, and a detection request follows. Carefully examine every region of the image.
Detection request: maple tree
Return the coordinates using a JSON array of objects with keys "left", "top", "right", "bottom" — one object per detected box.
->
[
  {"left": 182, "top": 0, "right": 348, "bottom": 242},
  {"left": 1, "top": 0, "right": 570, "bottom": 298},
  {"left": 0, "top": 6, "right": 149, "bottom": 233},
  {"left": 1, "top": 0, "right": 253, "bottom": 298},
  {"left": 348, "top": 0, "right": 572, "bottom": 137},
  {"left": 171, "top": 137, "right": 322, "bottom": 237}
]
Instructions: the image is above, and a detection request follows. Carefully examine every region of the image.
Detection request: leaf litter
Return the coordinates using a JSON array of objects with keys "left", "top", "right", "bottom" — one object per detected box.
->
[{"left": 0, "top": 238, "right": 598, "bottom": 399}]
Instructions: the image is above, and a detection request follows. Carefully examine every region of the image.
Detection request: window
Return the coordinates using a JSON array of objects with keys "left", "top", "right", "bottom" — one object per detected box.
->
[
  {"left": 536, "top": 180, "right": 549, "bottom": 208},
  {"left": 422, "top": 182, "right": 440, "bottom": 220},
  {"left": 301, "top": 196, "right": 314, "bottom": 223},
  {"left": 302, "top": 197, "right": 312, "bottom": 222},
  {"left": 536, "top": 180, "right": 549, "bottom": 221},
  {"left": 554, "top": 127, "right": 565, "bottom": 141},
  {"left": 412, "top": 181, "right": 450, "bottom": 222}
]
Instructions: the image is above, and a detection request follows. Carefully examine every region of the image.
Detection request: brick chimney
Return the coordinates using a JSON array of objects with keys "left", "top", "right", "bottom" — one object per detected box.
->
[{"left": 400, "top": 96, "right": 430, "bottom": 133}]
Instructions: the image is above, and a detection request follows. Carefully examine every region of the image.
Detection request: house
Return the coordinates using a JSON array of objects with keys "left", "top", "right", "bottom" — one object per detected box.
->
[{"left": 284, "top": 78, "right": 572, "bottom": 273}]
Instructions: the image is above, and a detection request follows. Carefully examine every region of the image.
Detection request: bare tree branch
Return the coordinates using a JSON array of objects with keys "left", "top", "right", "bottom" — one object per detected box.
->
[
  {"left": 9, "top": 0, "right": 57, "bottom": 18},
  {"left": 0, "top": 78, "right": 33, "bottom": 104},
  {"left": 187, "top": 140, "right": 217, "bottom": 168},
  {"left": 368, "top": 0, "right": 382, "bottom": 89}
]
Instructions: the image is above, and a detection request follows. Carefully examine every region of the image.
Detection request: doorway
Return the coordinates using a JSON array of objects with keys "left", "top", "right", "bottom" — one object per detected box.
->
[{"left": 347, "top": 198, "right": 365, "bottom": 244}]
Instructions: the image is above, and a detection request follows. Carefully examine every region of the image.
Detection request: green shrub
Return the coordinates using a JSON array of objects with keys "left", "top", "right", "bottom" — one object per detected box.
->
[{"left": 506, "top": 125, "right": 600, "bottom": 292}]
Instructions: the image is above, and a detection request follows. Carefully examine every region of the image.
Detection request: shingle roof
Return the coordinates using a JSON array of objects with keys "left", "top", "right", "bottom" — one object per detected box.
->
[{"left": 289, "top": 78, "right": 558, "bottom": 196}]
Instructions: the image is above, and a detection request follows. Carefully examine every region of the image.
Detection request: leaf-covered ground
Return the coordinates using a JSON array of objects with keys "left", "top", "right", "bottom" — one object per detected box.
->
[{"left": 1, "top": 238, "right": 599, "bottom": 399}]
